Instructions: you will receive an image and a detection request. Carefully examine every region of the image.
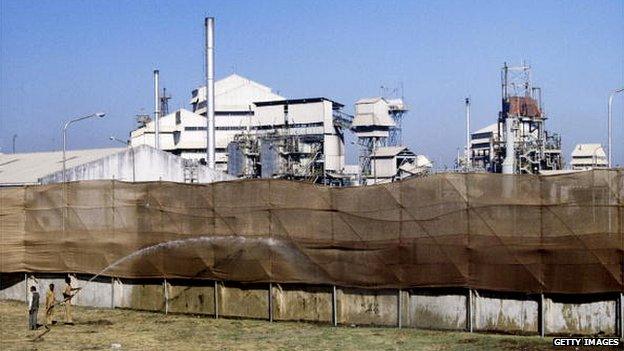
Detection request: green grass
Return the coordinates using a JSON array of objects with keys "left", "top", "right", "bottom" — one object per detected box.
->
[{"left": 1, "top": 300, "right": 555, "bottom": 350}]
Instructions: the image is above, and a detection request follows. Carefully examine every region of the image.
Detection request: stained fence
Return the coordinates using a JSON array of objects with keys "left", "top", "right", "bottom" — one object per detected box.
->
[{"left": 1, "top": 170, "right": 622, "bottom": 294}]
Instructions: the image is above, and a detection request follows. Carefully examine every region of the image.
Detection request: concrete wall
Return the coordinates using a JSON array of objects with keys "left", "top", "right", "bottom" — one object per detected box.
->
[
  {"left": 167, "top": 280, "right": 215, "bottom": 315},
  {"left": 474, "top": 292, "right": 538, "bottom": 334},
  {"left": 39, "top": 145, "right": 234, "bottom": 184},
  {"left": 410, "top": 293, "right": 467, "bottom": 330},
  {"left": 338, "top": 288, "right": 397, "bottom": 326},
  {"left": 1, "top": 273, "right": 619, "bottom": 336},
  {"left": 545, "top": 299, "right": 615, "bottom": 335},
  {"left": 273, "top": 284, "right": 332, "bottom": 323}
]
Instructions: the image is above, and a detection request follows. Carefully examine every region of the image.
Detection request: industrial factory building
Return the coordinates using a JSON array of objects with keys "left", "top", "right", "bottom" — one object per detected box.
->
[
  {"left": 570, "top": 143, "right": 608, "bottom": 170},
  {"left": 467, "top": 64, "right": 563, "bottom": 174},
  {"left": 352, "top": 97, "right": 431, "bottom": 183},
  {"left": 225, "top": 97, "right": 350, "bottom": 183},
  {"left": 369, "top": 146, "right": 432, "bottom": 184},
  {"left": 131, "top": 75, "right": 352, "bottom": 183},
  {"left": 130, "top": 73, "right": 430, "bottom": 185},
  {"left": 131, "top": 74, "right": 285, "bottom": 170},
  {"left": 0, "top": 146, "right": 232, "bottom": 186}
]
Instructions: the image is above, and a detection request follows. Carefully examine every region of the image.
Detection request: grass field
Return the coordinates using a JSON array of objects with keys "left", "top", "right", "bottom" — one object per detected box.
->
[{"left": 0, "top": 300, "right": 560, "bottom": 350}]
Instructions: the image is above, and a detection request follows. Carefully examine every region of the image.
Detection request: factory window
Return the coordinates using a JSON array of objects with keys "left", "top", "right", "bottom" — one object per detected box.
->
[
  {"left": 472, "top": 132, "right": 492, "bottom": 140},
  {"left": 215, "top": 126, "right": 246, "bottom": 131}
]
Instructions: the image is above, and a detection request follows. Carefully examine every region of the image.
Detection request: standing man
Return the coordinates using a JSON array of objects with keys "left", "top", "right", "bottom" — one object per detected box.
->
[
  {"left": 26, "top": 275, "right": 39, "bottom": 291},
  {"left": 28, "top": 286, "right": 40, "bottom": 330},
  {"left": 62, "top": 276, "right": 80, "bottom": 325},
  {"left": 45, "top": 283, "right": 56, "bottom": 326}
]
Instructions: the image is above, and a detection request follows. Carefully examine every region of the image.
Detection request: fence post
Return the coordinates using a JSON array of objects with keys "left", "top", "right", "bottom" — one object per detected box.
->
[
  {"left": 466, "top": 289, "right": 474, "bottom": 332},
  {"left": 397, "top": 289, "right": 402, "bottom": 328},
  {"left": 110, "top": 277, "right": 115, "bottom": 309},
  {"left": 163, "top": 278, "right": 169, "bottom": 315},
  {"left": 332, "top": 285, "right": 337, "bottom": 327},
  {"left": 538, "top": 293, "right": 545, "bottom": 337},
  {"left": 214, "top": 280, "right": 219, "bottom": 319},
  {"left": 268, "top": 283, "right": 273, "bottom": 322},
  {"left": 616, "top": 293, "right": 624, "bottom": 339}
]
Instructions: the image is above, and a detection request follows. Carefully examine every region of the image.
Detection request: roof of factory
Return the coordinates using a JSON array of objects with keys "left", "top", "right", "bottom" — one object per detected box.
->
[
  {"left": 571, "top": 143, "right": 607, "bottom": 158},
  {"left": 473, "top": 123, "right": 498, "bottom": 135},
  {"left": 370, "top": 146, "right": 412, "bottom": 158},
  {"left": 0, "top": 147, "right": 124, "bottom": 185}
]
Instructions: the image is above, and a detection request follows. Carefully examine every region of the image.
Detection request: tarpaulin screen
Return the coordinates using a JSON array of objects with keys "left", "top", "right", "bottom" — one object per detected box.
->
[{"left": 1, "top": 170, "right": 622, "bottom": 294}]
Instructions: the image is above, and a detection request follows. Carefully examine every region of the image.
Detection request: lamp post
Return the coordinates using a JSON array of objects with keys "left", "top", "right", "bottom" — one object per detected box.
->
[
  {"left": 62, "top": 112, "right": 106, "bottom": 182},
  {"left": 109, "top": 136, "right": 135, "bottom": 182},
  {"left": 608, "top": 88, "right": 624, "bottom": 168},
  {"left": 12, "top": 134, "right": 17, "bottom": 153}
]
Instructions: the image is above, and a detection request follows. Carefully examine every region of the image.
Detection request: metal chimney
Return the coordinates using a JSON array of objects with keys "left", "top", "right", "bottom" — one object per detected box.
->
[
  {"left": 502, "top": 117, "right": 516, "bottom": 174},
  {"left": 153, "top": 69, "right": 160, "bottom": 150},
  {"left": 205, "top": 17, "right": 215, "bottom": 168}
]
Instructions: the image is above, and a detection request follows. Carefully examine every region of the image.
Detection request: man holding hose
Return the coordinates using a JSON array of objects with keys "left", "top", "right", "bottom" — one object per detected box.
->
[{"left": 62, "top": 276, "right": 81, "bottom": 325}]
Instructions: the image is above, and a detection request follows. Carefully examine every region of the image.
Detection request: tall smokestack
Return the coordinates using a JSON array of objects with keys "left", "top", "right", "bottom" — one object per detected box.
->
[
  {"left": 502, "top": 117, "right": 516, "bottom": 174},
  {"left": 205, "top": 17, "right": 215, "bottom": 168},
  {"left": 153, "top": 69, "right": 160, "bottom": 150}
]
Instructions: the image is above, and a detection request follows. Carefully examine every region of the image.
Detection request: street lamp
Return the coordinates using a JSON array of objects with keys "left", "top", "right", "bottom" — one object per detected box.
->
[
  {"left": 109, "top": 136, "right": 128, "bottom": 145},
  {"left": 109, "top": 136, "right": 135, "bottom": 182},
  {"left": 608, "top": 88, "right": 624, "bottom": 168},
  {"left": 62, "top": 112, "right": 106, "bottom": 182}
]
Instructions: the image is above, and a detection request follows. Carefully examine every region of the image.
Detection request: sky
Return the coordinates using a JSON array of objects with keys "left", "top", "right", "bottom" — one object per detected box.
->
[{"left": 1, "top": 0, "right": 623, "bottom": 168}]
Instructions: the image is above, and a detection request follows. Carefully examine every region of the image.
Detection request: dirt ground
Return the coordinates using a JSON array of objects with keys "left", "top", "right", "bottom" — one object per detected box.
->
[{"left": 0, "top": 300, "right": 560, "bottom": 350}]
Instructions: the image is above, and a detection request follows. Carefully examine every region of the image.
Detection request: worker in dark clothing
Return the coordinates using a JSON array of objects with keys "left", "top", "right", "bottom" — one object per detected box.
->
[{"left": 28, "top": 286, "right": 40, "bottom": 330}]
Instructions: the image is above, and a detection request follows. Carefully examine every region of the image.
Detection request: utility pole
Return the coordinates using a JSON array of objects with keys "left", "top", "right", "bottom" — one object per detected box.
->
[
  {"left": 465, "top": 97, "right": 471, "bottom": 168},
  {"left": 154, "top": 70, "right": 161, "bottom": 150},
  {"left": 608, "top": 88, "right": 624, "bottom": 168}
]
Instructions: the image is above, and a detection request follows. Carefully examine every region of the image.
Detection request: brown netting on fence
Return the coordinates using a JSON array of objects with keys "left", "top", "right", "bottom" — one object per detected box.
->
[{"left": 1, "top": 170, "right": 622, "bottom": 294}]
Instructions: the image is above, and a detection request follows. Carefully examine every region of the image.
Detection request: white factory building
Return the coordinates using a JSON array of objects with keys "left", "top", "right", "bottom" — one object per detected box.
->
[
  {"left": 570, "top": 143, "right": 608, "bottom": 170},
  {"left": 131, "top": 74, "right": 285, "bottom": 171},
  {"left": 130, "top": 74, "right": 350, "bottom": 178},
  {"left": 369, "top": 146, "right": 432, "bottom": 184},
  {"left": 469, "top": 123, "right": 498, "bottom": 172}
]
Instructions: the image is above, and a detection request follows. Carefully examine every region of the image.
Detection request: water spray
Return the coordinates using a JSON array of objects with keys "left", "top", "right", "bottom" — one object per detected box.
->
[{"left": 31, "top": 235, "right": 286, "bottom": 342}]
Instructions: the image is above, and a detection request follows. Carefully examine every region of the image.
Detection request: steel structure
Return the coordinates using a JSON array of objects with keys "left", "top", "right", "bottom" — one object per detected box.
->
[
  {"left": 380, "top": 85, "right": 408, "bottom": 147},
  {"left": 225, "top": 98, "right": 351, "bottom": 185},
  {"left": 160, "top": 88, "right": 172, "bottom": 117},
  {"left": 488, "top": 63, "right": 562, "bottom": 174}
]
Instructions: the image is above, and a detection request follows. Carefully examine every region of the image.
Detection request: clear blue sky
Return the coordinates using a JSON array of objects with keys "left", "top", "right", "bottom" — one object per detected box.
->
[{"left": 1, "top": 0, "right": 623, "bottom": 167}]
